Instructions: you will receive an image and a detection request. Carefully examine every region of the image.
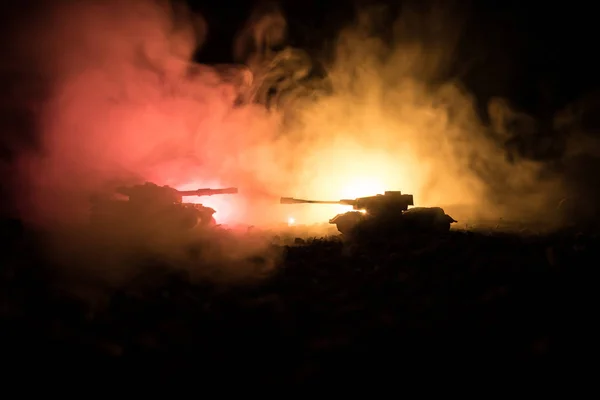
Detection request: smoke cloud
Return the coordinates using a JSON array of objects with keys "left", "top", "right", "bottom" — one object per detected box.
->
[
  {"left": 7, "top": 0, "right": 283, "bottom": 228},
  {"left": 266, "top": 3, "right": 567, "bottom": 226},
  {"left": 4, "top": 0, "right": 599, "bottom": 236}
]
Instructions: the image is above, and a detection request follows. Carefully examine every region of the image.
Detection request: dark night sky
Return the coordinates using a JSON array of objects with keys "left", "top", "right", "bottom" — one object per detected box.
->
[
  {"left": 187, "top": 0, "right": 600, "bottom": 120},
  {"left": 2, "top": 0, "right": 599, "bottom": 118}
]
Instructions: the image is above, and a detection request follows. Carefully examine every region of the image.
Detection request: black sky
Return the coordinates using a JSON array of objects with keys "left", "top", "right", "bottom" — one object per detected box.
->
[
  {"left": 2, "top": 0, "right": 599, "bottom": 117},
  {"left": 187, "top": 0, "right": 600, "bottom": 120}
]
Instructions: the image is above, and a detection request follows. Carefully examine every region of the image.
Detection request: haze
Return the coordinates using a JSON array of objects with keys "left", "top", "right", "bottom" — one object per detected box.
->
[{"left": 6, "top": 0, "right": 578, "bottom": 231}]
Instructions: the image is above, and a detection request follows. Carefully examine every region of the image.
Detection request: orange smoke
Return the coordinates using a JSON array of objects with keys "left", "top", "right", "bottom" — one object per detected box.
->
[{"left": 10, "top": 1, "right": 565, "bottom": 230}]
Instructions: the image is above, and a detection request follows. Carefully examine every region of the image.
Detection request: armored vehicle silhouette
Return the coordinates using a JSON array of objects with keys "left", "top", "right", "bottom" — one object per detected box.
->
[
  {"left": 90, "top": 182, "right": 238, "bottom": 232},
  {"left": 280, "top": 191, "right": 456, "bottom": 236}
]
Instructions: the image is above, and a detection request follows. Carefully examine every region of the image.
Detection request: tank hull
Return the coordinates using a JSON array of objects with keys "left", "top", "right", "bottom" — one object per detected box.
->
[
  {"left": 329, "top": 207, "right": 457, "bottom": 236},
  {"left": 90, "top": 200, "right": 216, "bottom": 233}
]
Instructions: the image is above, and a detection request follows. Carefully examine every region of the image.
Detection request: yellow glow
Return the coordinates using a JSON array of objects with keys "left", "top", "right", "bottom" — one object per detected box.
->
[
  {"left": 21, "top": 3, "right": 558, "bottom": 232},
  {"left": 277, "top": 141, "right": 427, "bottom": 225},
  {"left": 287, "top": 217, "right": 295, "bottom": 225}
]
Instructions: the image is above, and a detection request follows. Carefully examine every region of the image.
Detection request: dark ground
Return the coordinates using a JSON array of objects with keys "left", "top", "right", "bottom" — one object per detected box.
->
[{"left": 1, "top": 219, "right": 598, "bottom": 387}]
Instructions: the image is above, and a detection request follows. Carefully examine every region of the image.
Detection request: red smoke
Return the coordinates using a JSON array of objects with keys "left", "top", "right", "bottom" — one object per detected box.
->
[{"left": 13, "top": 0, "right": 290, "bottom": 227}]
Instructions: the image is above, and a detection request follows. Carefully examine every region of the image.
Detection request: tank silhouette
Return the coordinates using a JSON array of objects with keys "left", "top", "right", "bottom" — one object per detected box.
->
[
  {"left": 280, "top": 191, "right": 457, "bottom": 236},
  {"left": 90, "top": 182, "right": 238, "bottom": 232}
]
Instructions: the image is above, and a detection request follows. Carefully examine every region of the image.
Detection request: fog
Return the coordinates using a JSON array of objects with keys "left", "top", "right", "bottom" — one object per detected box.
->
[{"left": 2, "top": 0, "right": 598, "bottom": 285}]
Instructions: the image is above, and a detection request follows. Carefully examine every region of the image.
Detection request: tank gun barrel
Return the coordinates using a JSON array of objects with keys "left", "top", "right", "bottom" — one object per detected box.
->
[
  {"left": 178, "top": 187, "right": 239, "bottom": 196},
  {"left": 280, "top": 197, "right": 354, "bottom": 205}
]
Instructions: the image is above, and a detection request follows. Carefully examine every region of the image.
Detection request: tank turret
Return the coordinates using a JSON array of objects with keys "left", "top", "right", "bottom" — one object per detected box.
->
[
  {"left": 281, "top": 191, "right": 414, "bottom": 214},
  {"left": 280, "top": 191, "right": 456, "bottom": 236}
]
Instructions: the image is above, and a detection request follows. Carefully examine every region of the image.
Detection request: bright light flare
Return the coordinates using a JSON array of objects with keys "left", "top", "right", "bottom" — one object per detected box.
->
[
  {"left": 287, "top": 217, "right": 295, "bottom": 226},
  {"left": 338, "top": 175, "right": 386, "bottom": 199},
  {"left": 284, "top": 138, "right": 428, "bottom": 225}
]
